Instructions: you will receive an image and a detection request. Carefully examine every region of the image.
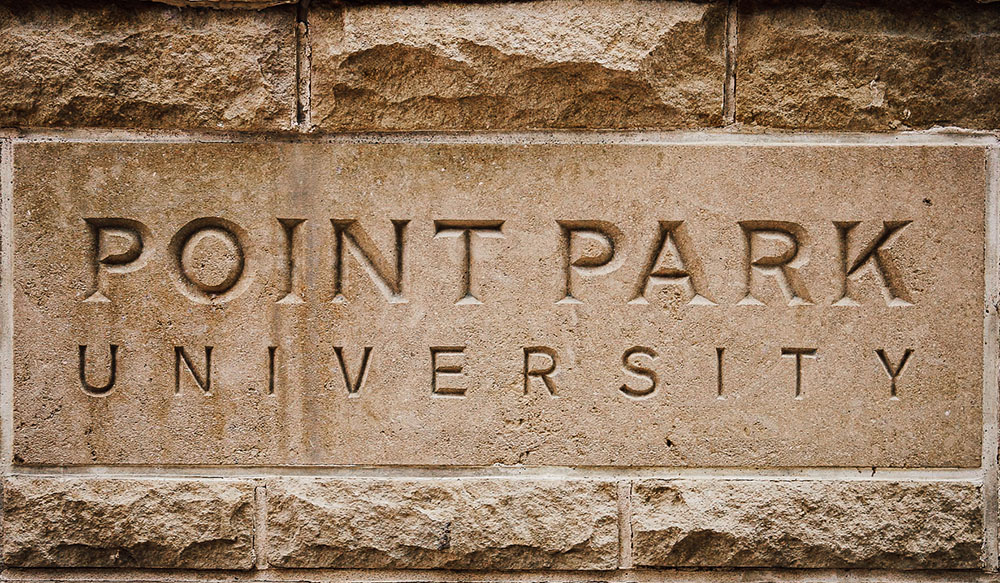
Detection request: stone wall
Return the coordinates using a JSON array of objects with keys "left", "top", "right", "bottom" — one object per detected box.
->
[
  {"left": 3, "top": 0, "right": 997, "bottom": 133},
  {"left": 1, "top": 1, "right": 999, "bottom": 583}
]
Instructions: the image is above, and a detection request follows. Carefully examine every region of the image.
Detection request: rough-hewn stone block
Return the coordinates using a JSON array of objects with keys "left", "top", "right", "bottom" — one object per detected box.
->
[
  {"left": 631, "top": 479, "right": 983, "bottom": 569},
  {"left": 266, "top": 479, "right": 618, "bottom": 569},
  {"left": 0, "top": 0, "right": 296, "bottom": 130},
  {"left": 737, "top": 0, "right": 1000, "bottom": 130},
  {"left": 309, "top": 0, "right": 725, "bottom": 130},
  {"left": 1, "top": 476, "right": 255, "bottom": 568}
]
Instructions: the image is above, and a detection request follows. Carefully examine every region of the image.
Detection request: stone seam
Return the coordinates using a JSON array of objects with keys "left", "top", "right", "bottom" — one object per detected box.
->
[
  {"left": 3, "top": 129, "right": 999, "bottom": 146},
  {"left": 723, "top": 0, "right": 738, "bottom": 125},
  {"left": 0, "top": 139, "right": 13, "bottom": 473},
  {"left": 4, "top": 468, "right": 985, "bottom": 480},
  {"left": 295, "top": 0, "right": 312, "bottom": 131},
  {"left": 254, "top": 485, "right": 269, "bottom": 570},
  {"left": 616, "top": 481, "right": 633, "bottom": 569},
  {"left": 986, "top": 142, "right": 1000, "bottom": 572}
]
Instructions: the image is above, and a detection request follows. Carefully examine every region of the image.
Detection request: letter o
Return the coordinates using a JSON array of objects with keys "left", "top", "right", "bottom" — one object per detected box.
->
[{"left": 169, "top": 218, "right": 253, "bottom": 304}]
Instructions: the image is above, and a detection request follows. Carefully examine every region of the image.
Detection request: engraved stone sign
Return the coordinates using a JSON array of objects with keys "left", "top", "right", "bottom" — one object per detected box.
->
[{"left": 11, "top": 143, "right": 985, "bottom": 467}]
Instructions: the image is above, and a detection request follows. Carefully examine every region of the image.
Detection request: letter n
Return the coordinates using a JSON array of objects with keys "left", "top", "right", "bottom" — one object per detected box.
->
[
  {"left": 175, "top": 346, "right": 212, "bottom": 394},
  {"left": 332, "top": 220, "right": 408, "bottom": 304}
]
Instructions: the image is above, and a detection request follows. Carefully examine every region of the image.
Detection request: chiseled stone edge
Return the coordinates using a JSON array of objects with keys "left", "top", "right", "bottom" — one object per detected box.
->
[
  {"left": 1, "top": 476, "right": 256, "bottom": 569},
  {"left": 631, "top": 479, "right": 984, "bottom": 569},
  {"left": 308, "top": 0, "right": 726, "bottom": 131},
  {"left": 266, "top": 478, "right": 620, "bottom": 570},
  {"left": 148, "top": 0, "right": 297, "bottom": 8}
]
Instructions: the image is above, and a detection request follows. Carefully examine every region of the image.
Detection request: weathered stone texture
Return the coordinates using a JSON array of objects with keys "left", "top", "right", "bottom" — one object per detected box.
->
[
  {"left": 0, "top": 0, "right": 296, "bottom": 130},
  {"left": 2, "top": 476, "right": 255, "bottom": 569},
  {"left": 12, "top": 143, "right": 985, "bottom": 468},
  {"left": 737, "top": 0, "right": 1000, "bottom": 130},
  {"left": 150, "top": 0, "right": 294, "bottom": 7},
  {"left": 267, "top": 479, "right": 619, "bottom": 569},
  {"left": 309, "top": 0, "right": 725, "bottom": 130},
  {"left": 631, "top": 479, "right": 983, "bottom": 569}
]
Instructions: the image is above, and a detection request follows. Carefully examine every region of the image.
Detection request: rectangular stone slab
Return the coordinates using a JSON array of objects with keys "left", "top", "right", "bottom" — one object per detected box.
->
[
  {"left": 630, "top": 479, "right": 982, "bottom": 569},
  {"left": 308, "top": 0, "right": 726, "bottom": 131},
  {"left": 266, "top": 478, "right": 619, "bottom": 569},
  {"left": 2, "top": 476, "right": 256, "bottom": 569},
  {"left": 10, "top": 142, "right": 986, "bottom": 467},
  {"left": 0, "top": 2, "right": 296, "bottom": 131}
]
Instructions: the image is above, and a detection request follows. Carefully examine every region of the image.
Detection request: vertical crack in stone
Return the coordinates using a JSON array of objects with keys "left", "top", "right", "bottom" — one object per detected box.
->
[
  {"left": 295, "top": 0, "right": 312, "bottom": 130},
  {"left": 723, "top": 0, "right": 738, "bottom": 124},
  {"left": 617, "top": 480, "right": 634, "bottom": 569},
  {"left": 253, "top": 484, "right": 269, "bottom": 570}
]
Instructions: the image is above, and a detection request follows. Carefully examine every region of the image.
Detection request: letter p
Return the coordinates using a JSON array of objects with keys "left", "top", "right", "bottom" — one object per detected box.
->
[
  {"left": 85, "top": 218, "right": 150, "bottom": 303},
  {"left": 557, "top": 220, "right": 623, "bottom": 304}
]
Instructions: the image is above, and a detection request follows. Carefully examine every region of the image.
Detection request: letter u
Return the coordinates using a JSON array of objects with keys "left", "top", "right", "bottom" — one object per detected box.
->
[{"left": 79, "top": 344, "right": 118, "bottom": 396}]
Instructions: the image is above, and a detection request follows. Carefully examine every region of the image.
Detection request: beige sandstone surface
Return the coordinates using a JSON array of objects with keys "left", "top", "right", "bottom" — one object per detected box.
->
[
  {"left": 2, "top": 476, "right": 256, "bottom": 568},
  {"left": 631, "top": 479, "right": 983, "bottom": 569},
  {"left": 11, "top": 142, "right": 985, "bottom": 468},
  {"left": 738, "top": 0, "right": 1000, "bottom": 130},
  {"left": 0, "top": 0, "right": 296, "bottom": 130},
  {"left": 267, "top": 478, "right": 619, "bottom": 569},
  {"left": 308, "top": 0, "right": 725, "bottom": 130}
]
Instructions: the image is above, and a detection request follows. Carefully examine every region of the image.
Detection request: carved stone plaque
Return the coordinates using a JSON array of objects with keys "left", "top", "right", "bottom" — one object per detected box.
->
[{"left": 11, "top": 143, "right": 985, "bottom": 467}]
